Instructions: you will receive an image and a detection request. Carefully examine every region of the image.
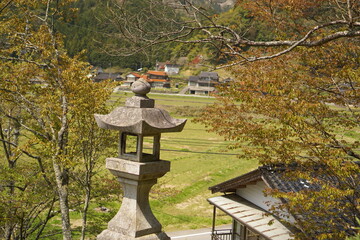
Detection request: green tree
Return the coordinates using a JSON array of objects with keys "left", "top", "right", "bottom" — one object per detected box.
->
[
  {"left": 0, "top": 97, "right": 55, "bottom": 239},
  {"left": 55, "top": 0, "right": 175, "bottom": 69},
  {"left": 0, "top": 1, "right": 115, "bottom": 239}
]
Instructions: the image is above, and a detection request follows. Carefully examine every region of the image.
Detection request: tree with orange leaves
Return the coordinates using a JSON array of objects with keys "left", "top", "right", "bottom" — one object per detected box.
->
[
  {"left": 109, "top": 1, "right": 360, "bottom": 238},
  {"left": 196, "top": 5, "right": 360, "bottom": 238}
]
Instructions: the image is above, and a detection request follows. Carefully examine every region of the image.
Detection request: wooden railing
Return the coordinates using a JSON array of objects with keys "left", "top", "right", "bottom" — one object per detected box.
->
[{"left": 211, "top": 229, "right": 233, "bottom": 240}]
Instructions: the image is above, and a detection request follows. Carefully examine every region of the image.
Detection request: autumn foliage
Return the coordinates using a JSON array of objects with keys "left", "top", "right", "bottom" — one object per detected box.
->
[
  {"left": 196, "top": 1, "right": 359, "bottom": 238},
  {"left": 198, "top": 37, "right": 359, "bottom": 238}
]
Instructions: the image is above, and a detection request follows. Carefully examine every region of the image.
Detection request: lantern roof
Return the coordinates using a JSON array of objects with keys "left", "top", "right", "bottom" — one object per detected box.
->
[{"left": 95, "top": 79, "right": 187, "bottom": 135}]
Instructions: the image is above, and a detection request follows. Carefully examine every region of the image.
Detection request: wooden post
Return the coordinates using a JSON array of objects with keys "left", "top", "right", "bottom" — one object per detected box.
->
[{"left": 212, "top": 205, "right": 216, "bottom": 239}]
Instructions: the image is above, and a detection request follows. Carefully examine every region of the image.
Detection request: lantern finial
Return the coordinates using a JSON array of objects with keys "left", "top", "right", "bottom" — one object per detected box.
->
[{"left": 131, "top": 78, "right": 151, "bottom": 97}]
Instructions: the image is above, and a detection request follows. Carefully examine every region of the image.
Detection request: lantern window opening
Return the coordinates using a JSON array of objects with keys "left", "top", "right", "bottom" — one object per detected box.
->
[
  {"left": 121, "top": 133, "right": 138, "bottom": 156},
  {"left": 143, "top": 136, "right": 155, "bottom": 155},
  {"left": 120, "top": 132, "right": 161, "bottom": 162}
]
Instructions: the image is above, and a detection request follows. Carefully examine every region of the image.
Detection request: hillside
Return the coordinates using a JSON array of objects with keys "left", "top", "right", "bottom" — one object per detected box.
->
[{"left": 58, "top": 0, "right": 240, "bottom": 69}]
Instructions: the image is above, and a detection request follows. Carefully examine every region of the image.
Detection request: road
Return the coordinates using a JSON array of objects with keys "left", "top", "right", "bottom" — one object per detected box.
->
[
  {"left": 167, "top": 225, "right": 231, "bottom": 240},
  {"left": 168, "top": 228, "right": 212, "bottom": 240},
  {"left": 114, "top": 88, "right": 215, "bottom": 98}
]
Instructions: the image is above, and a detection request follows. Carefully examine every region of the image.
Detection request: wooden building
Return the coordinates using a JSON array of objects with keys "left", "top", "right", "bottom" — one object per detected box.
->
[
  {"left": 187, "top": 72, "right": 219, "bottom": 95},
  {"left": 208, "top": 164, "right": 359, "bottom": 240}
]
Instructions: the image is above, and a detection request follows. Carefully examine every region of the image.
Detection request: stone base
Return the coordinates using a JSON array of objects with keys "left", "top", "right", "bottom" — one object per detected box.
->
[
  {"left": 97, "top": 229, "right": 170, "bottom": 240},
  {"left": 97, "top": 158, "right": 171, "bottom": 240}
]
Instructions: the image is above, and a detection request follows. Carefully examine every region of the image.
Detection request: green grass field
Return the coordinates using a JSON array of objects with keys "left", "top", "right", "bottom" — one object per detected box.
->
[
  {"left": 150, "top": 119, "right": 258, "bottom": 231},
  {"left": 99, "top": 92, "right": 260, "bottom": 231}
]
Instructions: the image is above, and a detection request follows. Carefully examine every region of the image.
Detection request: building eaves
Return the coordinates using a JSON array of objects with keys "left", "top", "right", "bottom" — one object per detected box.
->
[
  {"left": 208, "top": 194, "right": 294, "bottom": 240},
  {"left": 209, "top": 169, "right": 262, "bottom": 194},
  {"left": 210, "top": 163, "right": 360, "bottom": 237}
]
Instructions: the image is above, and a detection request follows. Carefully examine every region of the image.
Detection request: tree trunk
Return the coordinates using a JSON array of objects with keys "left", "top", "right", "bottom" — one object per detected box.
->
[
  {"left": 81, "top": 185, "right": 90, "bottom": 240},
  {"left": 4, "top": 225, "right": 14, "bottom": 240},
  {"left": 53, "top": 161, "right": 72, "bottom": 240},
  {"left": 1, "top": 120, "right": 18, "bottom": 240}
]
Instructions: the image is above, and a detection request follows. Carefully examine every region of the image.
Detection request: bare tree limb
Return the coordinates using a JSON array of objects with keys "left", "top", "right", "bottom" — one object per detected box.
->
[
  {"left": 103, "top": 0, "right": 360, "bottom": 67},
  {"left": 0, "top": 0, "right": 13, "bottom": 15}
]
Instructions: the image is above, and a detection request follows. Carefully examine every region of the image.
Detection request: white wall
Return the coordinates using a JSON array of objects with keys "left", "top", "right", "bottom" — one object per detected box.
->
[
  {"left": 236, "top": 181, "right": 279, "bottom": 212},
  {"left": 236, "top": 181, "right": 295, "bottom": 223}
]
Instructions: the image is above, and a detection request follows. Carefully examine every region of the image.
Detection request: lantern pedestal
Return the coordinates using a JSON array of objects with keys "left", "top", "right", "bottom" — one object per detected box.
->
[{"left": 97, "top": 158, "right": 170, "bottom": 240}]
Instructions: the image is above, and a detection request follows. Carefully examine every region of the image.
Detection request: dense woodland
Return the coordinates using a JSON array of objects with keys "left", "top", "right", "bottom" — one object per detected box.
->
[
  {"left": 57, "top": 0, "right": 180, "bottom": 69},
  {"left": 57, "top": 0, "right": 261, "bottom": 69},
  {"left": 0, "top": 0, "right": 359, "bottom": 239}
]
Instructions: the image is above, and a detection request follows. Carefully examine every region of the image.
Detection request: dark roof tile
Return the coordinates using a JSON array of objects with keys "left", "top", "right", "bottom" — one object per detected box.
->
[{"left": 209, "top": 163, "right": 360, "bottom": 237}]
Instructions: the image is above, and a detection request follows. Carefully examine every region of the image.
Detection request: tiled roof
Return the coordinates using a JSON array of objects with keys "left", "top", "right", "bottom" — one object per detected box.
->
[
  {"left": 209, "top": 163, "right": 360, "bottom": 237},
  {"left": 165, "top": 64, "right": 180, "bottom": 68},
  {"left": 209, "top": 168, "right": 261, "bottom": 194},
  {"left": 93, "top": 73, "right": 123, "bottom": 81},
  {"left": 147, "top": 79, "right": 168, "bottom": 82},
  {"left": 198, "top": 71, "right": 219, "bottom": 79},
  {"left": 147, "top": 71, "right": 168, "bottom": 76},
  {"left": 209, "top": 165, "right": 332, "bottom": 194},
  {"left": 127, "top": 72, "right": 141, "bottom": 78}
]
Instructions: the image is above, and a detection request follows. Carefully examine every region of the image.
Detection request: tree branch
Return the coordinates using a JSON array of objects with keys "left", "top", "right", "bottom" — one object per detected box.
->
[
  {"left": 0, "top": 0, "right": 13, "bottom": 15},
  {"left": 0, "top": 55, "right": 49, "bottom": 68},
  {"left": 106, "top": 0, "right": 360, "bottom": 66}
]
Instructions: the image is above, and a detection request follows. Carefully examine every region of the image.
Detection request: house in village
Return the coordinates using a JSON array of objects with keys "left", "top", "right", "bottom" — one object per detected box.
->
[
  {"left": 208, "top": 164, "right": 358, "bottom": 240},
  {"left": 120, "top": 71, "right": 171, "bottom": 89},
  {"left": 143, "top": 70, "right": 171, "bottom": 88},
  {"left": 93, "top": 72, "right": 123, "bottom": 83},
  {"left": 122, "top": 72, "right": 142, "bottom": 87},
  {"left": 187, "top": 71, "right": 219, "bottom": 95},
  {"left": 156, "top": 61, "right": 181, "bottom": 75}
]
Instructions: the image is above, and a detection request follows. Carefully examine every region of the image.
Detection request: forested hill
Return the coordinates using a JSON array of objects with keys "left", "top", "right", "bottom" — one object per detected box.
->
[
  {"left": 57, "top": 0, "right": 241, "bottom": 70},
  {"left": 58, "top": 0, "right": 150, "bottom": 69}
]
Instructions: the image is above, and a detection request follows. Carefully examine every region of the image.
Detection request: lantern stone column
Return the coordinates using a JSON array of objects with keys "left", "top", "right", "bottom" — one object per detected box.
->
[{"left": 95, "top": 79, "right": 186, "bottom": 240}]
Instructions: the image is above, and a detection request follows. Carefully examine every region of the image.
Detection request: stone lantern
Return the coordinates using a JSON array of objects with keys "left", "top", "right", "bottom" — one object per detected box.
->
[{"left": 95, "top": 79, "right": 186, "bottom": 240}]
